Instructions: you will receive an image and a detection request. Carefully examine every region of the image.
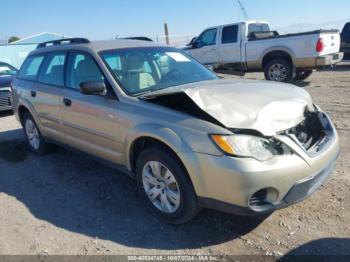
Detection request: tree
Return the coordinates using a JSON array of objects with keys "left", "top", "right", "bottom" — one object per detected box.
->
[{"left": 8, "top": 36, "right": 20, "bottom": 43}]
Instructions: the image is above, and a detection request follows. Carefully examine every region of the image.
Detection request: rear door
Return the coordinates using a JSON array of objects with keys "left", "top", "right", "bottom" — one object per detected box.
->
[
  {"left": 218, "top": 24, "right": 241, "bottom": 64},
  {"left": 187, "top": 27, "right": 219, "bottom": 65},
  {"left": 18, "top": 53, "right": 65, "bottom": 142},
  {"left": 60, "top": 51, "right": 123, "bottom": 164}
]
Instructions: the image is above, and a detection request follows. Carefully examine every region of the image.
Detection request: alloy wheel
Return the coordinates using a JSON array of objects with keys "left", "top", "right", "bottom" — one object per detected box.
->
[
  {"left": 142, "top": 161, "right": 181, "bottom": 214},
  {"left": 25, "top": 118, "right": 40, "bottom": 150},
  {"left": 268, "top": 63, "right": 288, "bottom": 81}
]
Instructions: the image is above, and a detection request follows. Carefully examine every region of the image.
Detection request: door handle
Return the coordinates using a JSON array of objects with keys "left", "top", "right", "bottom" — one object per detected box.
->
[
  {"left": 30, "top": 91, "right": 36, "bottom": 97},
  {"left": 63, "top": 98, "right": 72, "bottom": 107}
]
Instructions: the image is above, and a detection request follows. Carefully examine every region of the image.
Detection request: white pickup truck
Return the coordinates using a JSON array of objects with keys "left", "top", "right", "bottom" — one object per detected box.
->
[{"left": 184, "top": 21, "right": 344, "bottom": 82}]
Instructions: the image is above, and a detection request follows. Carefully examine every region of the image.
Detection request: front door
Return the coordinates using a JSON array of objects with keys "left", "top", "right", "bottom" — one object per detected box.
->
[
  {"left": 60, "top": 52, "right": 123, "bottom": 164},
  {"left": 186, "top": 28, "right": 219, "bottom": 65}
]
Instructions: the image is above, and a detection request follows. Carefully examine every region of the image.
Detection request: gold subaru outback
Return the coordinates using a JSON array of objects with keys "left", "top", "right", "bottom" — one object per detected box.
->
[{"left": 11, "top": 38, "right": 339, "bottom": 224}]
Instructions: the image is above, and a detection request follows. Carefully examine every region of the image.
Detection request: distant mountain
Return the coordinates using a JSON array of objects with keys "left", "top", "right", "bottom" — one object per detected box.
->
[{"left": 274, "top": 19, "right": 349, "bottom": 34}]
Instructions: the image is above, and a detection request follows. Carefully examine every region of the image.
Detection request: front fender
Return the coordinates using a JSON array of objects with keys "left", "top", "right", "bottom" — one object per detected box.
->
[{"left": 124, "top": 123, "right": 193, "bottom": 170}]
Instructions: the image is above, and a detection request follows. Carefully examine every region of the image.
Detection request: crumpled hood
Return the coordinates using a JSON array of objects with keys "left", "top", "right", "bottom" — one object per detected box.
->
[{"left": 143, "top": 79, "right": 315, "bottom": 136}]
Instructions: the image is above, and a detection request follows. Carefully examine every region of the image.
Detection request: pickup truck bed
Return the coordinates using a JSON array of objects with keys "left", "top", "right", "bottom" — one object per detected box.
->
[{"left": 249, "top": 29, "right": 340, "bottom": 41}]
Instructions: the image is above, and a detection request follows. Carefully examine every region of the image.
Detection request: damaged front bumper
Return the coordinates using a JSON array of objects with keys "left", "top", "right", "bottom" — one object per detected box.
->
[{"left": 178, "top": 112, "right": 340, "bottom": 216}]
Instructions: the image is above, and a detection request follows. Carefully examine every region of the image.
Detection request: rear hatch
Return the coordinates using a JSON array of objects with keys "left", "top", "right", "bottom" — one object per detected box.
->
[{"left": 319, "top": 32, "right": 341, "bottom": 56}]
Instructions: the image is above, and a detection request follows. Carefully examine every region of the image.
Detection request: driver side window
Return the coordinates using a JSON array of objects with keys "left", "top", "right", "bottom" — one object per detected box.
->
[{"left": 196, "top": 28, "right": 218, "bottom": 48}]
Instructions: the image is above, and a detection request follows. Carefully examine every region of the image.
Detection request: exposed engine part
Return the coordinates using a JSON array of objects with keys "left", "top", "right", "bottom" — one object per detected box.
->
[{"left": 286, "top": 112, "right": 325, "bottom": 151}]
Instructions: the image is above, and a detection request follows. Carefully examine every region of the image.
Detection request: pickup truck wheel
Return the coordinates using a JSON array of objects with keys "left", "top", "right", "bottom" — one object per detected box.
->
[
  {"left": 135, "top": 148, "right": 200, "bottom": 224},
  {"left": 23, "top": 113, "right": 49, "bottom": 155},
  {"left": 295, "top": 70, "right": 313, "bottom": 81},
  {"left": 264, "top": 58, "right": 293, "bottom": 82}
]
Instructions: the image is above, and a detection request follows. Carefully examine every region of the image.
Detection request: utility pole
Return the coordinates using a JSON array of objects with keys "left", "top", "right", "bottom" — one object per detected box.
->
[{"left": 164, "top": 23, "right": 170, "bottom": 45}]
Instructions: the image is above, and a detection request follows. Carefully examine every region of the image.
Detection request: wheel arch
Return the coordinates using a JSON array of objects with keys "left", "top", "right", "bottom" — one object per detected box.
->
[
  {"left": 18, "top": 105, "right": 31, "bottom": 125},
  {"left": 261, "top": 47, "right": 296, "bottom": 69},
  {"left": 17, "top": 102, "right": 42, "bottom": 131},
  {"left": 129, "top": 136, "right": 180, "bottom": 171},
  {"left": 128, "top": 134, "right": 199, "bottom": 192}
]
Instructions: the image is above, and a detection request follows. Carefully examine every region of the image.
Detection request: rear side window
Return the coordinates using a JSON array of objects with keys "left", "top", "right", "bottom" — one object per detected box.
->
[
  {"left": 18, "top": 56, "right": 44, "bottom": 80},
  {"left": 66, "top": 53, "right": 105, "bottom": 90},
  {"left": 38, "top": 53, "right": 66, "bottom": 86},
  {"left": 248, "top": 24, "right": 270, "bottom": 35},
  {"left": 222, "top": 25, "right": 239, "bottom": 44}
]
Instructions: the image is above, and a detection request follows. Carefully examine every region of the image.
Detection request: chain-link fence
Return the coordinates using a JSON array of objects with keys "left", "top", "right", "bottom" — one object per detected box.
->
[{"left": 147, "top": 34, "right": 197, "bottom": 48}]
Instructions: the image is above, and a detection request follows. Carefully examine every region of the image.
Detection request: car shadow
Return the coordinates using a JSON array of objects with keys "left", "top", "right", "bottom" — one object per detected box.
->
[
  {"left": 294, "top": 81, "right": 311, "bottom": 88},
  {"left": 0, "top": 129, "right": 266, "bottom": 250},
  {"left": 281, "top": 238, "right": 350, "bottom": 261},
  {"left": 0, "top": 110, "right": 14, "bottom": 118}
]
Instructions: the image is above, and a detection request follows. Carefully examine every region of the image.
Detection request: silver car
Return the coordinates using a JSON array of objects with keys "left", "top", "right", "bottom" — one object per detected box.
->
[{"left": 12, "top": 38, "right": 339, "bottom": 224}]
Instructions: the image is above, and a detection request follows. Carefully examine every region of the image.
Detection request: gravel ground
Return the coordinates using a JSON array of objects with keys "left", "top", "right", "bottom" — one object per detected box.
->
[{"left": 0, "top": 69, "right": 349, "bottom": 258}]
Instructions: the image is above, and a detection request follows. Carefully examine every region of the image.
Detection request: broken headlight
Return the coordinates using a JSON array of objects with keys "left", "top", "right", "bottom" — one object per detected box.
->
[{"left": 210, "top": 134, "right": 284, "bottom": 161}]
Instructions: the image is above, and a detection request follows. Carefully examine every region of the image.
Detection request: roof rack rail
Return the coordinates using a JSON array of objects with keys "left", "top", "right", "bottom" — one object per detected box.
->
[{"left": 37, "top": 38, "right": 90, "bottom": 49}]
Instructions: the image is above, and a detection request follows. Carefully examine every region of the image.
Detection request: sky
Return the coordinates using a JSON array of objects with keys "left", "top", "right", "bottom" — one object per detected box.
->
[{"left": 1, "top": 0, "right": 350, "bottom": 41}]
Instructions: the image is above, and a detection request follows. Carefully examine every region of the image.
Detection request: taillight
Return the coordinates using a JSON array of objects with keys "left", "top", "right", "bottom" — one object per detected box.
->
[{"left": 316, "top": 38, "right": 324, "bottom": 53}]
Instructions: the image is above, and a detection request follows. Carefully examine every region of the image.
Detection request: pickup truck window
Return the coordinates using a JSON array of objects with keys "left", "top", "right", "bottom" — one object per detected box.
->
[
  {"left": 248, "top": 24, "right": 270, "bottom": 36},
  {"left": 38, "top": 53, "right": 66, "bottom": 87},
  {"left": 222, "top": 25, "right": 239, "bottom": 44},
  {"left": 18, "top": 55, "right": 45, "bottom": 81},
  {"left": 197, "top": 28, "right": 217, "bottom": 47}
]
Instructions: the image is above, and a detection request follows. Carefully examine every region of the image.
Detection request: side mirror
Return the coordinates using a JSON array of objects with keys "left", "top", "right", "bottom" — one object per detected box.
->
[
  {"left": 192, "top": 41, "right": 200, "bottom": 49},
  {"left": 187, "top": 37, "right": 197, "bottom": 47},
  {"left": 79, "top": 81, "right": 107, "bottom": 95}
]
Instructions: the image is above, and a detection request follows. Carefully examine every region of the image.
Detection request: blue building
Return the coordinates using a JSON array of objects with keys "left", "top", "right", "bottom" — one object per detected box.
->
[{"left": 0, "top": 32, "right": 66, "bottom": 69}]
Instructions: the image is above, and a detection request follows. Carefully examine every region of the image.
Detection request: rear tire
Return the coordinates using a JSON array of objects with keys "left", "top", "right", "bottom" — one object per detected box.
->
[
  {"left": 294, "top": 70, "right": 313, "bottom": 81},
  {"left": 22, "top": 112, "right": 49, "bottom": 155},
  {"left": 264, "top": 58, "right": 293, "bottom": 82},
  {"left": 135, "top": 148, "right": 200, "bottom": 224}
]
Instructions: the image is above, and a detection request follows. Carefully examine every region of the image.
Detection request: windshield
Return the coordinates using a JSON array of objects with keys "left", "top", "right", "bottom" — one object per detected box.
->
[
  {"left": 0, "top": 63, "right": 18, "bottom": 76},
  {"left": 100, "top": 47, "right": 217, "bottom": 96}
]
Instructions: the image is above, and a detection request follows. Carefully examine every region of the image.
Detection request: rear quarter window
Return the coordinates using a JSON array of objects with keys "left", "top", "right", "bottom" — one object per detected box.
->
[
  {"left": 248, "top": 23, "right": 270, "bottom": 36},
  {"left": 18, "top": 55, "right": 45, "bottom": 81}
]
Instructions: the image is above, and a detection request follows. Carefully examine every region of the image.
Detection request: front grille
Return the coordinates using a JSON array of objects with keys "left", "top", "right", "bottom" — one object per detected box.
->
[
  {"left": 286, "top": 112, "right": 325, "bottom": 152},
  {"left": 283, "top": 161, "right": 336, "bottom": 205},
  {"left": 0, "top": 90, "right": 11, "bottom": 108}
]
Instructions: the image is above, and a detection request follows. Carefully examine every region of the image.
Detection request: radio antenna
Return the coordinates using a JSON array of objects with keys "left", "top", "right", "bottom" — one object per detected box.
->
[{"left": 236, "top": 0, "right": 249, "bottom": 20}]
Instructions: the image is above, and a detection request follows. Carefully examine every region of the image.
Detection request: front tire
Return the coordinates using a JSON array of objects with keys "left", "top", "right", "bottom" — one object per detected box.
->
[
  {"left": 135, "top": 148, "right": 200, "bottom": 224},
  {"left": 264, "top": 58, "right": 293, "bottom": 82},
  {"left": 23, "top": 112, "right": 49, "bottom": 155}
]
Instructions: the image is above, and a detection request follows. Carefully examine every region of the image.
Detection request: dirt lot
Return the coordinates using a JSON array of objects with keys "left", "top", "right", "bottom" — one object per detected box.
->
[{"left": 0, "top": 69, "right": 349, "bottom": 258}]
